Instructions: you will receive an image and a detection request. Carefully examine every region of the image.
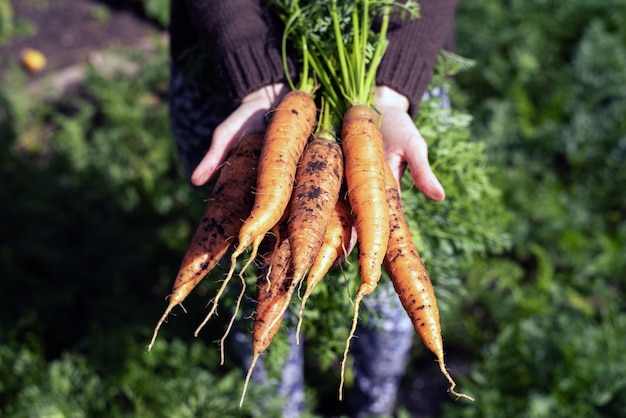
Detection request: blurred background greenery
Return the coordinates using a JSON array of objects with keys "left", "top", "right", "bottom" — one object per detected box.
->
[{"left": 1, "top": 0, "right": 624, "bottom": 417}]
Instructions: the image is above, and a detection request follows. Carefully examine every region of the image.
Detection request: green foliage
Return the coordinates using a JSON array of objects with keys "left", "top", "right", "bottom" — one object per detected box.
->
[
  {"left": 0, "top": 0, "right": 13, "bottom": 43},
  {"left": 270, "top": 0, "right": 420, "bottom": 108},
  {"left": 443, "top": 307, "right": 626, "bottom": 417},
  {"left": 0, "top": 340, "right": 287, "bottom": 417},
  {"left": 0, "top": 346, "right": 107, "bottom": 417},
  {"left": 396, "top": 55, "right": 513, "bottom": 332},
  {"left": 0, "top": 0, "right": 35, "bottom": 44},
  {"left": 456, "top": 0, "right": 626, "bottom": 240},
  {"left": 53, "top": 60, "right": 177, "bottom": 213},
  {"left": 141, "top": 0, "right": 170, "bottom": 27},
  {"left": 434, "top": 1, "right": 626, "bottom": 416}
]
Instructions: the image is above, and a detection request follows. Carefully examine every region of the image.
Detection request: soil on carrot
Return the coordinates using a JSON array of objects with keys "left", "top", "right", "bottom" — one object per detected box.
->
[{"left": 0, "top": 0, "right": 162, "bottom": 82}]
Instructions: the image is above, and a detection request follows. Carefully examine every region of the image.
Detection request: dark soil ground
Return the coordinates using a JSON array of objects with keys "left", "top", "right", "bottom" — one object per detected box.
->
[{"left": 0, "top": 0, "right": 163, "bottom": 83}]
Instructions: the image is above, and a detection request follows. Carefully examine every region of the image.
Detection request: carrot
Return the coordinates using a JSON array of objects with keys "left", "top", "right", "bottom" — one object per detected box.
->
[
  {"left": 288, "top": 136, "right": 343, "bottom": 292},
  {"left": 240, "top": 228, "right": 296, "bottom": 407},
  {"left": 241, "top": 134, "right": 343, "bottom": 402},
  {"left": 295, "top": 197, "right": 353, "bottom": 343},
  {"left": 339, "top": 104, "right": 390, "bottom": 399},
  {"left": 237, "top": 89, "right": 317, "bottom": 261},
  {"left": 147, "top": 132, "right": 263, "bottom": 352},
  {"left": 342, "top": 105, "right": 390, "bottom": 295},
  {"left": 194, "top": 90, "right": 317, "bottom": 336},
  {"left": 382, "top": 163, "right": 474, "bottom": 401}
]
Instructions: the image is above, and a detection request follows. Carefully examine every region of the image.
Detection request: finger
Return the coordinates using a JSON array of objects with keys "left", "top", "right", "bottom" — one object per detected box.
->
[
  {"left": 190, "top": 127, "right": 235, "bottom": 186},
  {"left": 191, "top": 106, "right": 266, "bottom": 186},
  {"left": 334, "top": 226, "right": 358, "bottom": 266},
  {"left": 404, "top": 141, "right": 445, "bottom": 202},
  {"left": 191, "top": 121, "right": 239, "bottom": 186},
  {"left": 411, "top": 167, "right": 445, "bottom": 202},
  {"left": 377, "top": 103, "right": 445, "bottom": 201}
]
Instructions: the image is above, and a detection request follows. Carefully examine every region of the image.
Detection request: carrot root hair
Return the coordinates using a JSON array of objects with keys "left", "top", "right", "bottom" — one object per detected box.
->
[
  {"left": 218, "top": 272, "right": 248, "bottom": 365},
  {"left": 338, "top": 275, "right": 379, "bottom": 400},
  {"left": 439, "top": 360, "right": 475, "bottom": 401},
  {"left": 147, "top": 300, "right": 175, "bottom": 352},
  {"left": 240, "top": 353, "right": 261, "bottom": 408}
]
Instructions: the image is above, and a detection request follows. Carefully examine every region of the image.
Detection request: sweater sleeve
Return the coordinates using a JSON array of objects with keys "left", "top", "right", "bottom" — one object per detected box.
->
[
  {"left": 376, "top": 0, "right": 459, "bottom": 118},
  {"left": 183, "top": 0, "right": 292, "bottom": 107}
]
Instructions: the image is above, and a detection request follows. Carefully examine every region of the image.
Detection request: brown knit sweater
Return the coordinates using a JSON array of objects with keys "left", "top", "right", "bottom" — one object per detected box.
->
[{"left": 169, "top": 0, "right": 458, "bottom": 118}]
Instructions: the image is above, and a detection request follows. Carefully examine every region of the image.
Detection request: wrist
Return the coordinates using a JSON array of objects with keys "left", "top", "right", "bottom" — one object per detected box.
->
[
  {"left": 242, "top": 83, "right": 288, "bottom": 106},
  {"left": 374, "top": 86, "right": 410, "bottom": 113}
]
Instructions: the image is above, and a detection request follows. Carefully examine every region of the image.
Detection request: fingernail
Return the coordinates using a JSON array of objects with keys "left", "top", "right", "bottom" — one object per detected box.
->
[{"left": 191, "top": 170, "right": 206, "bottom": 186}]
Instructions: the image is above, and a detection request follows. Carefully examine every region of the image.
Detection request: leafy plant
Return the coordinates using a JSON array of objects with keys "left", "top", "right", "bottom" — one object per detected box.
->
[
  {"left": 0, "top": 0, "right": 14, "bottom": 43},
  {"left": 141, "top": 0, "right": 170, "bottom": 27},
  {"left": 435, "top": 1, "right": 626, "bottom": 416}
]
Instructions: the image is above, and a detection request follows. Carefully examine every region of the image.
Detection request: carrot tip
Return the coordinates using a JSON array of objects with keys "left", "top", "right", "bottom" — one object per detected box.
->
[
  {"left": 219, "top": 273, "right": 247, "bottom": 365},
  {"left": 339, "top": 292, "right": 364, "bottom": 400},
  {"left": 240, "top": 354, "right": 260, "bottom": 408},
  {"left": 295, "top": 299, "right": 308, "bottom": 345},
  {"left": 195, "top": 250, "right": 242, "bottom": 337},
  {"left": 147, "top": 302, "right": 176, "bottom": 352},
  {"left": 439, "top": 361, "right": 475, "bottom": 401}
]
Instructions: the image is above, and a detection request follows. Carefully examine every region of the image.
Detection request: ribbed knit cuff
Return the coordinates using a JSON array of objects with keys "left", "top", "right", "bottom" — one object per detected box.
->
[
  {"left": 185, "top": 0, "right": 292, "bottom": 109},
  {"left": 377, "top": 51, "right": 433, "bottom": 119},
  {"left": 376, "top": 0, "right": 458, "bottom": 119},
  {"left": 219, "top": 40, "right": 290, "bottom": 107}
]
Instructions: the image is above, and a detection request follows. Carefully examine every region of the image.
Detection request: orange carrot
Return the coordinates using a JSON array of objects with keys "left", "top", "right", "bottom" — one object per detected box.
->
[
  {"left": 240, "top": 229, "right": 296, "bottom": 407},
  {"left": 194, "top": 90, "right": 317, "bottom": 335},
  {"left": 339, "top": 104, "right": 390, "bottom": 398},
  {"left": 382, "top": 163, "right": 474, "bottom": 401},
  {"left": 147, "top": 132, "right": 263, "bottom": 352},
  {"left": 295, "top": 197, "right": 353, "bottom": 342},
  {"left": 237, "top": 90, "right": 318, "bottom": 262},
  {"left": 288, "top": 137, "right": 343, "bottom": 292}
]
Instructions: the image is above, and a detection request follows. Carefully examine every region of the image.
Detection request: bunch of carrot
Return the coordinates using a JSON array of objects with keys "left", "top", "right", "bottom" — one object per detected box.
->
[{"left": 148, "top": 0, "right": 473, "bottom": 406}]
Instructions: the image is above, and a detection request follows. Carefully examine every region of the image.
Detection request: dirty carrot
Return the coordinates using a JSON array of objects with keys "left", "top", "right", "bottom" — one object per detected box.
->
[
  {"left": 295, "top": 197, "right": 353, "bottom": 342},
  {"left": 147, "top": 132, "right": 263, "bottom": 352},
  {"left": 194, "top": 90, "right": 317, "bottom": 336},
  {"left": 238, "top": 89, "right": 317, "bottom": 261},
  {"left": 240, "top": 229, "right": 296, "bottom": 407},
  {"left": 288, "top": 136, "right": 343, "bottom": 291},
  {"left": 382, "top": 163, "right": 474, "bottom": 401},
  {"left": 339, "top": 104, "right": 390, "bottom": 399}
]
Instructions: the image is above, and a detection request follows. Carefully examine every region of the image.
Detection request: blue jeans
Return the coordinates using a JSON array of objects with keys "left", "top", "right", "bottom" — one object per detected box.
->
[{"left": 169, "top": 65, "right": 425, "bottom": 417}]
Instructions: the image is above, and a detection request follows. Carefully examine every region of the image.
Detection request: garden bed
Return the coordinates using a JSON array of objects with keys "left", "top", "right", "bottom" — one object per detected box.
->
[{"left": 0, "top": 0, "right": 163, "bottom": 90}]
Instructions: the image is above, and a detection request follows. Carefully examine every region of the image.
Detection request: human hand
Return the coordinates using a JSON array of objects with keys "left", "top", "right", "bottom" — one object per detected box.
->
[
  {"left": 373, "top": 86, "right": 445, "bottom": 201},
  {"left": 190, "top": 83, "right": 289, "bottom": 186}
]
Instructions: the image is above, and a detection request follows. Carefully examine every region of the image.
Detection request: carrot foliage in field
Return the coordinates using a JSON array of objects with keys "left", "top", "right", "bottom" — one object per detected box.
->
[{"left": 436, "top": 1, "right": 626, "bottom": 416}]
